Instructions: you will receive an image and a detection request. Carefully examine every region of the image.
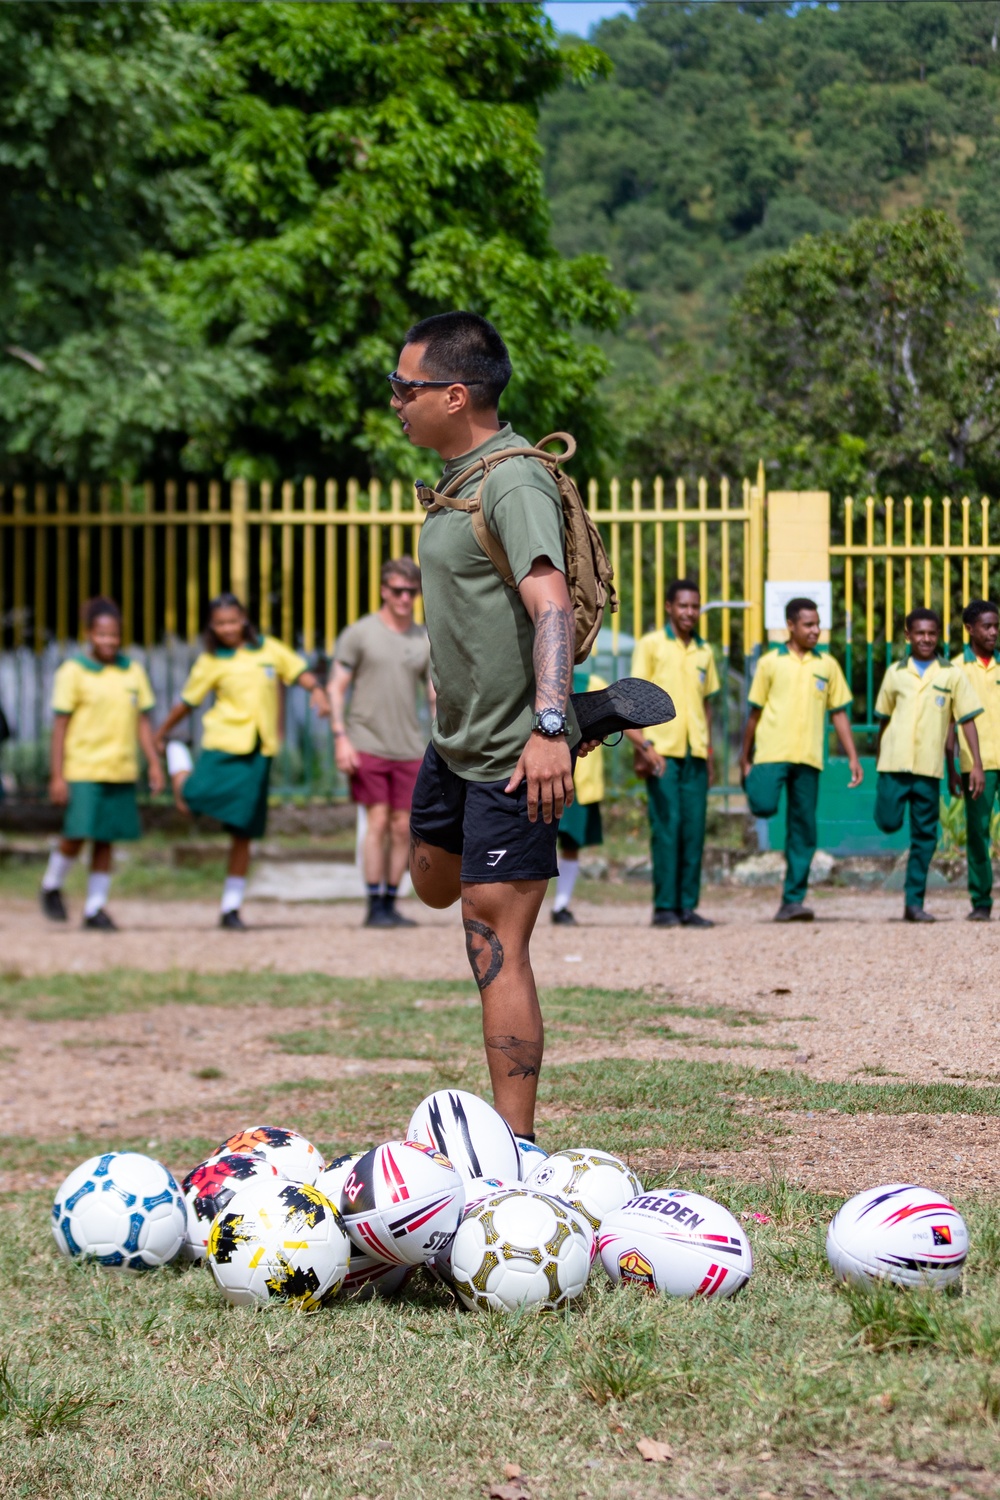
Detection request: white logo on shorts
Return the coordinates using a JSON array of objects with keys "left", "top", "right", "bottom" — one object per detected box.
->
[{"left": 485, "top": 849, "right": 507, "bottom": 868}]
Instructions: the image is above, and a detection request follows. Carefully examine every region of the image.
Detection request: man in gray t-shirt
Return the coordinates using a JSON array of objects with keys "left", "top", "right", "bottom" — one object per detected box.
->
[{"left": 329, "top": 555, "right": 433, "bottom": 928}]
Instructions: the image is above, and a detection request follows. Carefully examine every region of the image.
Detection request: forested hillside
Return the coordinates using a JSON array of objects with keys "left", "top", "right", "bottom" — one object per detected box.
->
[{"left": 540, "top": 1, "right": 1000, "bottom": 494}]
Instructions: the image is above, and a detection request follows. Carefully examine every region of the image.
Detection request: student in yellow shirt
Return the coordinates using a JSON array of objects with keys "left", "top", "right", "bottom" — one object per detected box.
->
[
  {"left": 552, "top": 663, "right": 607, "bottom": 926},
  {"left": 155, "top": 594, "right": 330, "bottom": 930},
  {"left": 875, "top": 606, "right": 984, "bottom": 922},
  {"left": 40, "top": 597, "right": 164, "bottom": 929},
  {"left": 627, "top": 579, "right": 720, "bottom": 928},
  {"left": 741, "top": 597, "right": 863, "bottom": 922},
  {"left": 946, "top": 600, "right": 1000, "bottom": 921}
]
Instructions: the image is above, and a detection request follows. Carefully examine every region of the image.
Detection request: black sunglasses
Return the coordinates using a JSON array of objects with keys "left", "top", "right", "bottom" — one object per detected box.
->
[
  {"left": 386, "top": 371, "right": 481, "bottom": 401},
  {"left": 386, "top": 584, "right": 419, "bottom": 597}
]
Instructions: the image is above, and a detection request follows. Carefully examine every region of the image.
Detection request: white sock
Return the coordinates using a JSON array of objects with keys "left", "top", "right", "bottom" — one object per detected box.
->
[
  {"left": 221, "top": 876, "right": 246, "bottom": 914},
  {"left": 84, "top": 872, "right": 112, "bottom": 917},
  {"left": 553, "top": 857, "right": 580, "bottom": 913},
  {"left": 42, "top": 850, "right": 73, "bottom": 892},
  {"left": 166, "top": 742, "right": 193, "bottom": 776}
]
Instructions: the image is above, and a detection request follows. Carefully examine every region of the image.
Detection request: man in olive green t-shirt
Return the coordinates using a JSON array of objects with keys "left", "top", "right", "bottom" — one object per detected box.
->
[{"left": 392, "top": 311, "right": 579, "bottom": 1144}]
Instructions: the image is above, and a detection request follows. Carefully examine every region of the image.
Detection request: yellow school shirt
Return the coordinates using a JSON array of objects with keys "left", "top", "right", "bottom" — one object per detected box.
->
[
  {"left": 748, "top": 645, "right": 852, "bottom": 770},
  {"left": 875, "top": 656, "right": 982, "bottom": 776},
  {"left": 952, "top": 648, "right": 1000, "bottom": 772},
  {"left": 52, "top": 653, "right": 155, "bottom": 782},
  {"left": 181, "top": 636, "right": 307, "bottom": 757},
  {"left": 573, "top": 673, "right": 607, "bottom": 805},
  {"left": 630, "top": 626, "right": 720, "bottom": 758}
]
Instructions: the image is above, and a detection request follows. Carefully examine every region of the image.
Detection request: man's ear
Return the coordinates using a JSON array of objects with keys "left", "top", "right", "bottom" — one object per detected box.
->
[{"left": 444, "top": 384, "right": 470, "bottom": 415}]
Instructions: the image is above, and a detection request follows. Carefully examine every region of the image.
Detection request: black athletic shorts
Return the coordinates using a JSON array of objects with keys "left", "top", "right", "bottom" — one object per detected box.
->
[{"left": 409, "top": 741, "right": 561, "bottom": 884}]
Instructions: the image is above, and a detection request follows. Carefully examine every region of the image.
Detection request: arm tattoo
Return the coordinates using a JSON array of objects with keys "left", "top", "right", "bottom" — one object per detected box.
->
[
  {"left": 532, "top": 599, "right": 573, "bottom": 712},
  {"left": 487, "top": 1034, "right": 542, "bottom": 1080},
  {"left": 464, "top": 918, "right": 504, "bottom": 990}
]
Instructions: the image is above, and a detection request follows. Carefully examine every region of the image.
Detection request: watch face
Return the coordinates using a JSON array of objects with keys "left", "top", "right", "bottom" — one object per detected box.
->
[{"left": 538, "top": 709, "right": 565, "bottom": 735}]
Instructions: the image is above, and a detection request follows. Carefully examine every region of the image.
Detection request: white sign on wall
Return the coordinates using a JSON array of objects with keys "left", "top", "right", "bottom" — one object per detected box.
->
[{"left": 764, "top": 581, "right": 832, "bottom": 631}]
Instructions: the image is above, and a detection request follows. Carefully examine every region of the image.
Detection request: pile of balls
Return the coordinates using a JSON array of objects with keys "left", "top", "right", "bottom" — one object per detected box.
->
[{"left": 51, "top": 1088, "right": 969, "bottom": 1312}]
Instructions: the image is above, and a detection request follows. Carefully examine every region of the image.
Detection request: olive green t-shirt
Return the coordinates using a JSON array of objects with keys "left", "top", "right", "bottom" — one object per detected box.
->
[
  {"left": 418, "top": 424, "right": 581, "bottom": 782},
  {"left": 335, "top": 612, "right": 430, "bottom": 762}
]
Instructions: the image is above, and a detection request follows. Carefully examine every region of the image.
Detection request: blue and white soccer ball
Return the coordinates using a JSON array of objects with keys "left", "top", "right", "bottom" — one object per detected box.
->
[{"left": 52, "top": 1152, "right": 187, "bottom": 1270}]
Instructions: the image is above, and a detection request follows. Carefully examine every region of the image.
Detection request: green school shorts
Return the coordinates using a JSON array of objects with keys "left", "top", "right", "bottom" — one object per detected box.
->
[
  {"left": 183, "top": 748, "right": 271, "bottom": 839},
  {"left": 63, "top": 781, "right": 142, "bottom": 843},
  {"left": 558, "top": 799, "right": 603, "bottom": 851}
]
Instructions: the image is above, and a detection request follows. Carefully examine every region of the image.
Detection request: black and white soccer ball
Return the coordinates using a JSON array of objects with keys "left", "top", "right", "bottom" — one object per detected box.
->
[
  {"left": 180, "top": 1151, "right": 286, "bottom": 1262},
  {"left": 211, "top": 1125, "right": 323, "bottom": 1183},
  {"left": 207, "top": 1178, "right": 350, "bottom": 1308}
]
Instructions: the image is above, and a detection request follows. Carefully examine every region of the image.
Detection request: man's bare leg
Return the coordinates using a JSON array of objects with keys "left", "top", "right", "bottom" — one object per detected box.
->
[
  {"left": 409, "top": 832, "right": 461, "bottom": 909},
  {"left": 461, "top": 879, "right": 546, "bottom": 1137}
]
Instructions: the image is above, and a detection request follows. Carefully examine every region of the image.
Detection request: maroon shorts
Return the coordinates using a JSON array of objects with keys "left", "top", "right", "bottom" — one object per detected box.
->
[{"left": 350, "top": 751, "right": 423, "bottom": 812}]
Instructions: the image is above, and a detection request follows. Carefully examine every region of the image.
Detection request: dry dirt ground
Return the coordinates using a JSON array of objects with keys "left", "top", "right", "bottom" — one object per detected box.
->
[{"left": 2, "top": 885, "right": 999, "bottom": 1198}]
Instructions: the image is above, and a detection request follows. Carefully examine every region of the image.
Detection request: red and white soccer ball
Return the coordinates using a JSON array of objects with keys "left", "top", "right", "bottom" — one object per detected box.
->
[
  {"left": 826, "top": 1183, "right": 969, "bottom": 1289},
  {"left": 212, "top": 1125, "right": 323, "bottom": 1183},
  {"left": 525, "top": 1149, "right": 642, "bottom": 1232},
  {"left": 599, "top": 1190, "right": 753, "bottom": 1299},
  {"left": 406, "top": 1090, "right": 522, "bottom": 1183},
  {"left": 181, "top": 1151, "right": 286, "bottom": 1262},
  {"left": 339, "top": 1141, "right": 466, "bottom": 1267}
]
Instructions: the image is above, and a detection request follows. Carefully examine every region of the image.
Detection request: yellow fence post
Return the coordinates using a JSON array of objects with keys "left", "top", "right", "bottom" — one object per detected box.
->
[
  {"left": 764, "top": 484, "right": 830, "bottom": 643},
  {"left": 230, "top": 478, "right": 249, "bottom": 607}
]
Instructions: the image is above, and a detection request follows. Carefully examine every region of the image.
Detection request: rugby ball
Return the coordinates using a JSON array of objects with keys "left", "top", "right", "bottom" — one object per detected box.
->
[
  {"left": 340, "top": 1141, "right": 465, "bottom": 1266},
  {"left": 526, "top": 1149, "right": 642, "bottom": 1232},
  {"left": 406, "top": 1090, "right": 521, "bottom": 1182},
  {"left": 599, "top": 1190, "right": 752, "bottom": 1299},
  {"left": 343, "top": 1250, "right": 412, "bottom": 1300},
  {"left": 212, "top": 1125, "right": 323, "bottom": 1183},
  {"left": 826, "top": 1184, "right": 969, "bottom": 1289}
]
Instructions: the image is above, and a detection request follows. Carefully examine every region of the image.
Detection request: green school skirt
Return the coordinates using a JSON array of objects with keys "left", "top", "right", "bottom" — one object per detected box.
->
[
  {"left": 558, "top": 799, "right": 603, "bottom": 850},
  {"left": 63, "top": 782, "right": 142, "bottom": 843},
  {"left": 183, "top": 748, "right": 271, "bottom": 839}
]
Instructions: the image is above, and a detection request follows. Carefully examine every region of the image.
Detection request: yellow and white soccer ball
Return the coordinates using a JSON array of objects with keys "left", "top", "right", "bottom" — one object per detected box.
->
[
  {"left": 206, "top": 1178, "right": 350, "bottom": 1309},
  {"left": 525, "top": 1148, "right": 642, "bottom": 1232},
  {"left": 449, "top": 1188, "right": 592, "bottom": 1313}
]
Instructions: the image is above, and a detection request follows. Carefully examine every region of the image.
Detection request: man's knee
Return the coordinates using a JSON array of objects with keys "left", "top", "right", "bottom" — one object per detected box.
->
[
  {"left": 366, "top": 802, "right": 390, "bottom": 837},
  {"left": 409, "top": 833, "right": 461, "bottom": 908},
  {"left": 390, "top": 808, "right": 410, "bottom": 836}
]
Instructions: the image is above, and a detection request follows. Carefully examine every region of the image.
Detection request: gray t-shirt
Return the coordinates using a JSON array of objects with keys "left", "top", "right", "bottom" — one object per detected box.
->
[
  {"left": 418, "top": 424, "right": 581, "bottom": 782},
  {"left": 335, "top": 613, "right": 430, "bottom": 762}
]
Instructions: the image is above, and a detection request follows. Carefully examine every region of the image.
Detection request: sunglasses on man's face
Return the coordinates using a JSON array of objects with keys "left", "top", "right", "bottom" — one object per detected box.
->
[
  {"left": 386, "top": 584, "right": 419, "bottom": 598},
  {"left": 386, "top": 371, "right": 480, "bottom": 402}
]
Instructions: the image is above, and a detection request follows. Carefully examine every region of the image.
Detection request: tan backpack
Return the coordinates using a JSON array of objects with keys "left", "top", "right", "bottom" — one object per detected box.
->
[{"left": 415, "top": 432, "right": 617, "bottom": 664}]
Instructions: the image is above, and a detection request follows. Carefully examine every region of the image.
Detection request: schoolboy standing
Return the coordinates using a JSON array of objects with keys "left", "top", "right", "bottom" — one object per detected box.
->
[
  {"left": 628, "top": 579, "right": 720, "bottom": 928},
  {"left": 741, "top": 597, "right": 863, "bottom": 922},
  {"left": 552, "top": 659, "right": 608, "bottom": 926},
  {"left": 874, "top": 606, "right": 984, "bottom": 923},
  {"left": 947, "top": 600, "right": 1000, "bottom": 921}
]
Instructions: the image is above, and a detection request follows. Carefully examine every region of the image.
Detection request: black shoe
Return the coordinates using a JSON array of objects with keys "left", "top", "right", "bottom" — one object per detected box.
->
[
  {"left": 551, "top": 907, "right": 578, "bottom": 926},
  {"left": 220, "top": 909, "right": 247, "bottom": 931},
  {"left": 571, "top": 677, "right": 675, "bottom": 744},
  {"left": 774, "top": 902, "right": 814, "bottom": 923},
  {"left": 385, "top": 902, "right": 418, "bottom": 928},
  {"left": 652, "top": 909, "right": 681, "bottom": 927},
  {"left": 83, "top": 908, "right": 117, "bottom": 931},
  {"left": 40, "top": 887, "right": 68, "bottom": 922},
  {"left": 967, "top": 906, "right": 991, "bottom": 922},
  {"left": 364, "top": 896, "right": 395, "bottom": 929},
  {"left": 904, "top": 905, "right": 935, "bottom": 923},
  {"left": 681, "top": 909, "right": 714, "bottom": 928}
]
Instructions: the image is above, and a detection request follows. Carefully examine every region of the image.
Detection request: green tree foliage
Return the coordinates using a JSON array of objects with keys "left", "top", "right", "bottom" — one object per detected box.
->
[{"left": 0, "top": 2, "right": 627, "bottom": 481}]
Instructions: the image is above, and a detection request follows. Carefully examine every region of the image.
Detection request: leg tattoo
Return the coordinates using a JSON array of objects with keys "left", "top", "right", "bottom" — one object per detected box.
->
[
  {"left": 464, "top": 918, "right": 504, "bottom": 990},
  {"left": 409, "top": 832, "right": 431, "bottom": 873},
  {"left": 487, "top": 1034, "right": 542, "bottom": 1080}
]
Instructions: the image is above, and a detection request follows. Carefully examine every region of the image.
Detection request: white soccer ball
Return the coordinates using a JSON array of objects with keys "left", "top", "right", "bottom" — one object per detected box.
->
[
  {"left": 314, "top": 1151, "right": 366, "bottom": 1206},
  {"left": 207, "top": 1178, "right": 350, "bottom": 1309},
  {"left": 450, "top": 1188, "right": 592, "bottom": 1312},
  {"left": 340, "top": 1141, "right": 465, "bottom": 1266},
  {"left": 429, "top": 1176, "right": 512, "bottom": 1283},
  {"left": 826, "top": 1184, "right": 969, "bottom": 1289},
  {"left": 406, "top": 1090, "right": 521, "bottom": 1182},
  {"left": 599, "top": 1190, "right": 752, "bottom": 1299},
  {"left": 526, "top": 1149, "right": 643, "bottom": 1232},
  {"left": 515, "top": 1137, "right": 548, "bottom": 1174},
  {"left": 52, "top": 1152, "right": 186, "bottom": 1270},
  {"left": 211, "top": 1125, "right": 323, "bottom": 1182},
  {"left": 180, "top": 1151, "right": 286, "bottom": 1262}
]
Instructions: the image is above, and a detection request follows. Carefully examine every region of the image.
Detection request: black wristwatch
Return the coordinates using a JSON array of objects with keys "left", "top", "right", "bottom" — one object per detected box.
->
[{"left": 532, "top": 708, "right": 568, "bottom": 738}]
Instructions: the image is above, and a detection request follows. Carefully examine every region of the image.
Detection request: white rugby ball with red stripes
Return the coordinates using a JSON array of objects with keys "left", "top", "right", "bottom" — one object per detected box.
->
[
  {"left": 598, "top": 1190, "right": 752, "bottom": 1299},
  {"left": 826, "top": 1183, "right": 969, "bottom": 1289},
  {"left": 339, "top": 1141, "right": 466, "bottom": 1267}
]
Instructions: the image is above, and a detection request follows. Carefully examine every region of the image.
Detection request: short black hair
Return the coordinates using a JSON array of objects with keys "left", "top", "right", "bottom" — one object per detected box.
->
[
  {"left": 83, "top": 596, "right": 121, "bottom": 629},
  {"left": 404, "top": 311, "right": 512, "bottom": 410},
  {"left": 785, "top": 596, "right": 818, "bottom": 622},
  {"left": 963, "top": 598, "right": 999, "bottom": 629},
  {"left": 204, "top": 592, "right": 258, "bottom": 654},
  {"left": 905, "top": 606, "right": 940, "bottom": 631},
  {"left": 666, "top": 577, "right": 700, "bottom": 603}
]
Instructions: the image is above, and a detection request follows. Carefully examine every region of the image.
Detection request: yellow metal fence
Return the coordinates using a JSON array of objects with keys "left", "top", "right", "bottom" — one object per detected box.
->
[{"left": 0, "top": 470, "right": 766, "bottom": 660}]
